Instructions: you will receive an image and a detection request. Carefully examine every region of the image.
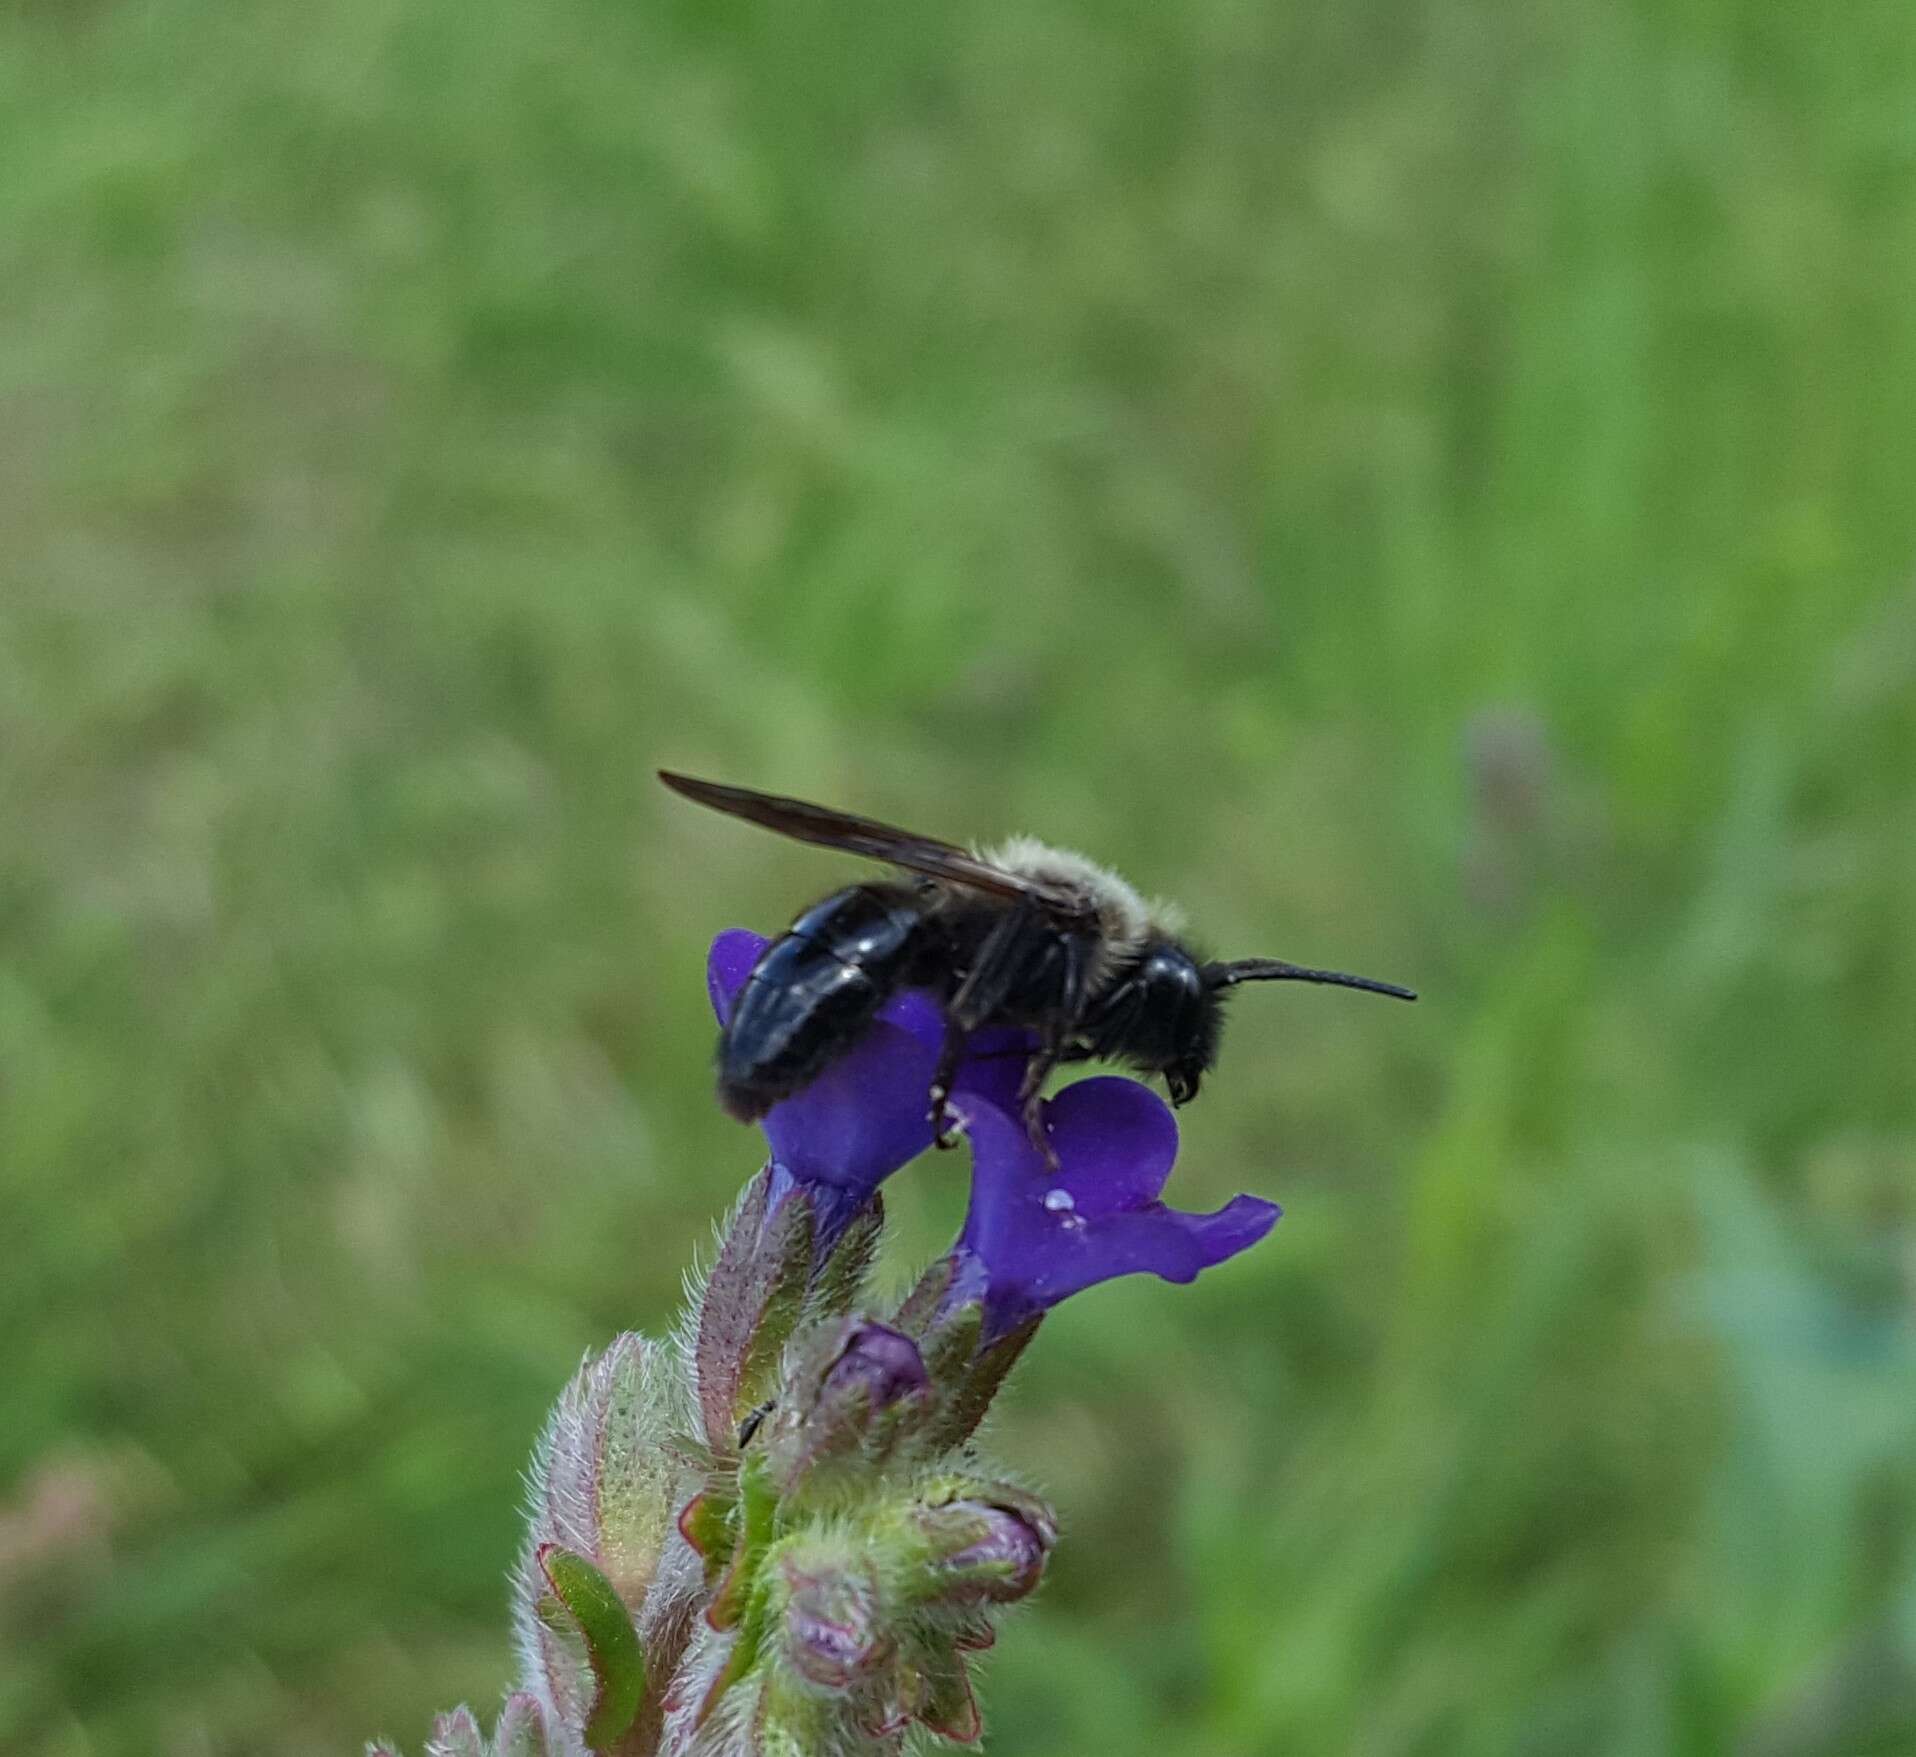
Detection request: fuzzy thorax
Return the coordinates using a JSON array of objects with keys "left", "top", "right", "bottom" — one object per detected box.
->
[{"left": 973, "top": 836, "right": 1184, "bottom": 980}]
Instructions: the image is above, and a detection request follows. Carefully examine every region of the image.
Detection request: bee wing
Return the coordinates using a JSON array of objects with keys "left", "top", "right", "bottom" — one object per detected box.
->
[{"left": 658, "top": 771, "right": 1096, "bottom": 921}]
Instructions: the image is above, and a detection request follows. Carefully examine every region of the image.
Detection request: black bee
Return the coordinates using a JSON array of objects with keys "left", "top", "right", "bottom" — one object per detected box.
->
[{"left": 660, "top": 772, "right": 1415, "bottom": 1155}]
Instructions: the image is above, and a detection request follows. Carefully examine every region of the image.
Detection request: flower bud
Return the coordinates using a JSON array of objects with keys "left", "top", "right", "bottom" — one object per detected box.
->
[
  {"left": 912, "top": 1493, "right": 1054, "bottom": 1608},
  {"left": 818, "top": 1321, "right": 929, "bottom": 1418},
  {"left": 778, "top": 1549, "right": 889, "bottom": 1691},
  {"left": 764, "top": 1317, "right": 933, "bottom": 1498}
]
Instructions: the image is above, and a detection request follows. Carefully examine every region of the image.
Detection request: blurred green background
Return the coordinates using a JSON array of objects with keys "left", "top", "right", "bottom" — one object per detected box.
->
[{"left": 5, "top": 0, "right": 1916, "bottom": 1752}]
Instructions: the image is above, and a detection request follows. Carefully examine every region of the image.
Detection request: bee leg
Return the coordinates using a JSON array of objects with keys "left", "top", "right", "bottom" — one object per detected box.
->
[
  {"left": 1019, "top": 934, "right": 1087, "bottom": 1174},
  {"left": 949, "top": 898, "right": 1047, "bottom": 1027},
  {"left": 1018, "top": 1050, "right": 1063, "bottom": 1173},
  {"left": 928, "top": 1015, "right": 969, "bottom": 1148},
  {"left": 1166, "top": 1067, "right": 1200, "bottom": 1106},
  {"left": 937, "top": 899, "right": 1046, "bottom": 1148}
]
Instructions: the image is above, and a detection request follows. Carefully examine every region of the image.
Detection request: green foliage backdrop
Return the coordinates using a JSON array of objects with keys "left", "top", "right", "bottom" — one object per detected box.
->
[{"left": 4, "top": 1, "right": 1915, "bottom": 1752}]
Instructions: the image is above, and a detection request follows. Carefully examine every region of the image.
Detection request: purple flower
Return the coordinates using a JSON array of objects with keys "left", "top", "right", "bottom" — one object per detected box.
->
[
  {"left": 947, "top": 1077, "right": 1280, "bottom": 1340},
  {"left": 707, "top": 930, "right": 1032, "bottom": 1218}
]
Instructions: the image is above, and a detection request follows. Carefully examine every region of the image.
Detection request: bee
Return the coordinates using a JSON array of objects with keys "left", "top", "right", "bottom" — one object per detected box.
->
[{"left": 660, "top": 771, "right": 1415, "bottom": 1156}]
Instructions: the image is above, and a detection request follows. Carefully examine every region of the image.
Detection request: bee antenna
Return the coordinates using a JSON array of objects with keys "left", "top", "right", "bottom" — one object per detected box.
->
[{"left": 1202, "top": 958, "right": 1418, "bottom": 1002}]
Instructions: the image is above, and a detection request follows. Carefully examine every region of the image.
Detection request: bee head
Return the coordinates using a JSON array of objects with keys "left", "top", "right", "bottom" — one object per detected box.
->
[
  {"left": 1155, "top": 951, "right": 1417, "bottom": 1107},
  {"left": 1098, "top": 943, "right": 1220, "bottom": 1107}
]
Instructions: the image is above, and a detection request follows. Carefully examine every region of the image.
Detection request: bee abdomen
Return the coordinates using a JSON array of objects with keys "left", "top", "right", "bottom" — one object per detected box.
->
[{"left": 716, "top": 885, "right": 929, "bottom": 1120}]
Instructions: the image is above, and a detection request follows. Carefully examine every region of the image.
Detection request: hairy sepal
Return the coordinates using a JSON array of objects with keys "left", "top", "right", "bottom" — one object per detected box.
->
[
  {"left": 692, "top": 1171, "right": 817, "bottom": 1454},
  {"left": 368, "top": 1694, "right": 555, "bottom": 1757}
]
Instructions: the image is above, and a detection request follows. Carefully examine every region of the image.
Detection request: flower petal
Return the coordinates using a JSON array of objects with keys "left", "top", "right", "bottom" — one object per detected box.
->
[
  {"left": 953, "top": 1080, "right": 1279, "bottom": 1336},
  {"left": 707, "top": 928, "right": 769, "bottom": 1025},
  {"left": 758, "top": 1021, "right": 939, "bottom": 1192},
  {"left": 942, "top": 1026, "right": 1039, "bottom": 1114},
  {"left": 955, "top": 1077, "right": 1177, "bottom": 1226}
]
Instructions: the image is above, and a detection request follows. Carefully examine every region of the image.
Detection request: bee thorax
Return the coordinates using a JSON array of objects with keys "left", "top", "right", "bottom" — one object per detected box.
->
[{"left": 973, "top": 837, "right": 1178, "bottom": 975}]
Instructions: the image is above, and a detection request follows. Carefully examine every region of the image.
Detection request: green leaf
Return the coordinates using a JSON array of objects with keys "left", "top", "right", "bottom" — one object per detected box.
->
[
  {"left": 707, "top": 1456, "right": 779, "bottom": 1631},
  {"left": 916, "top": 1645, "right": 982, "bottom": 1743},
  {"left": 677, "top": 1486, "right": 739, "bottom": 1582},
  {"left": 538, "top": 1545, "right": 646, "bottom": 1751}
]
